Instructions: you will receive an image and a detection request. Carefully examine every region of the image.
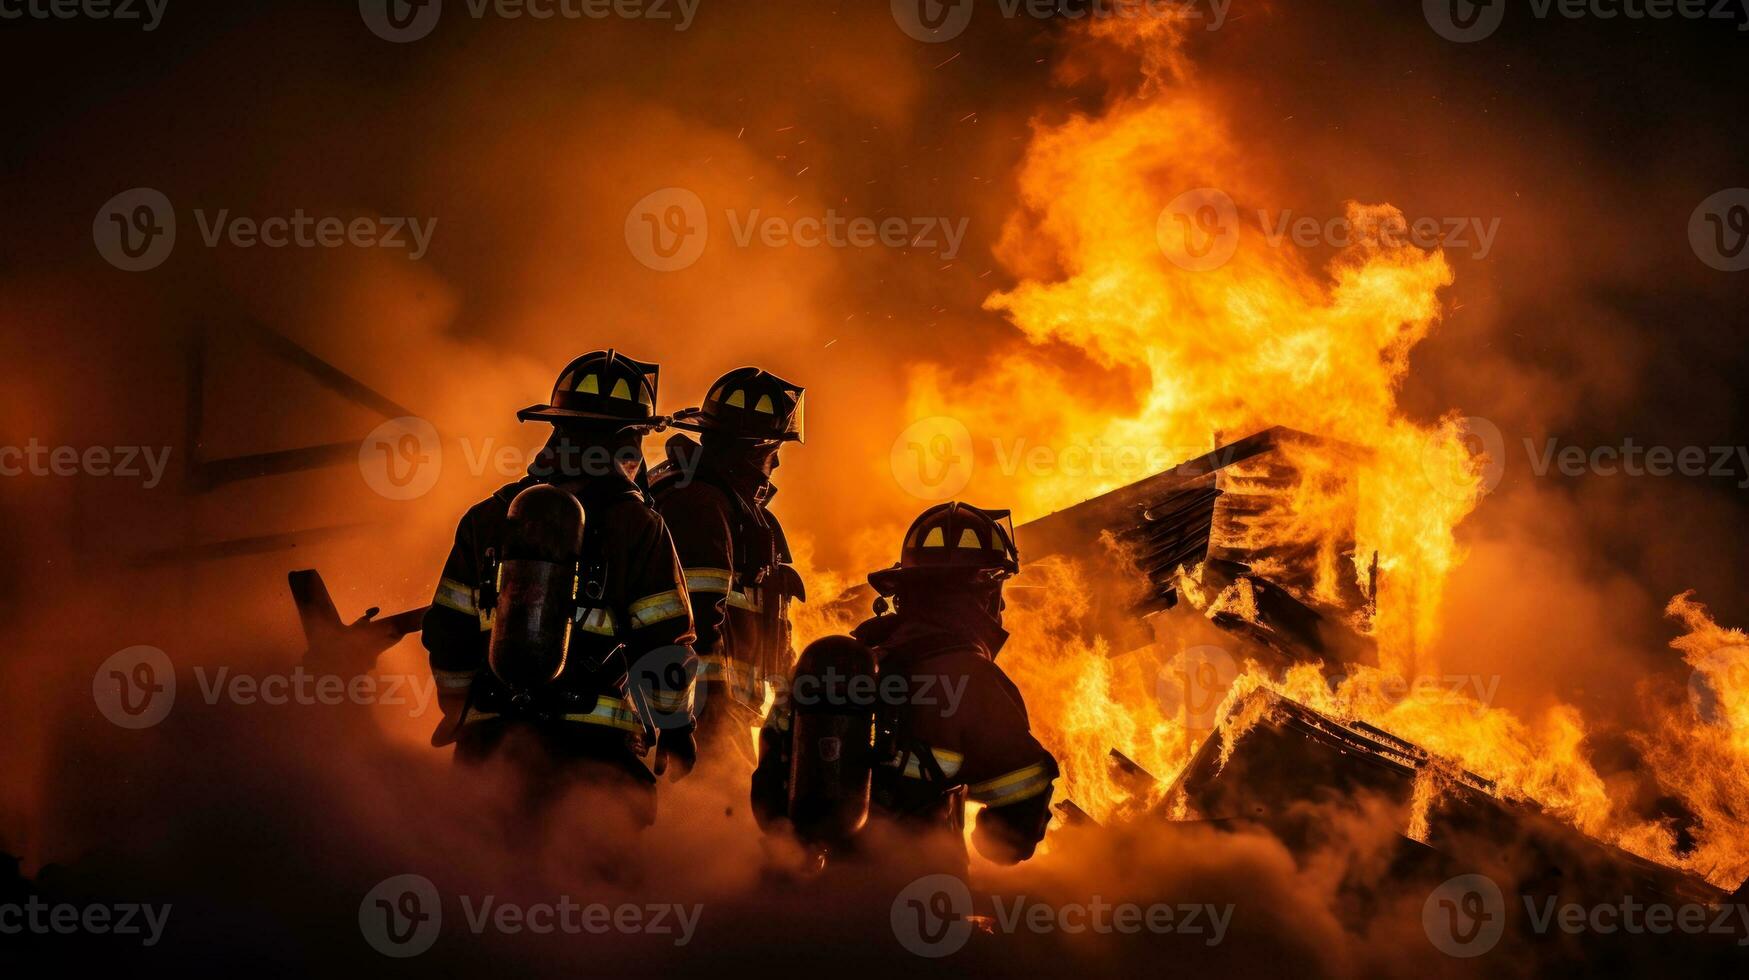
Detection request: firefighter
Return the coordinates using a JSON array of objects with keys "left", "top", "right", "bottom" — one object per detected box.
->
[
  {"left": 422, "top": 350, "right": 698, "bottom": 828},
  {"left": 649, "top": 367, "right": 806, "bottom": 769},
  {"left": 752, "top": 502, "right": 1058, "bottom": 871}
]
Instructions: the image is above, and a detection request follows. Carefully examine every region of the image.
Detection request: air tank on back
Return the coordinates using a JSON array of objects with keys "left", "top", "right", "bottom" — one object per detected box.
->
[
  {"left": 788, "top": 635, "right": 878, "bottom": 848},
  {"left": 487, "top": 484, "right": 585, "bottom": 690}
]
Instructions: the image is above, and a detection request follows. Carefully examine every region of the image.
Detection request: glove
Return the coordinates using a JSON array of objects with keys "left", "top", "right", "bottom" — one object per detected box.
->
[{"left": 654, "top": 725, "right": 697, "bottom": 781}]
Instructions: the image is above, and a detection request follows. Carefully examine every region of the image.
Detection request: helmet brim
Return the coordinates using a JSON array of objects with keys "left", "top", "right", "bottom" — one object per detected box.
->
[
  {"left": 666, "top": 416, "right": 802, "bottom": 441},
  {"left": 517, "top": 404, "right": 662, "bottom": 428},
  {"left": 868, "top": 564, "right": 1010, "bottom": 596}
]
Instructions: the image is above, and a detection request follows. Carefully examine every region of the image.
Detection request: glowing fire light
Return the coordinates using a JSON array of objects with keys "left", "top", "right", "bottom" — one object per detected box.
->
[{"left": 907, "top": 11, "right": 1749, "bottom": 890}]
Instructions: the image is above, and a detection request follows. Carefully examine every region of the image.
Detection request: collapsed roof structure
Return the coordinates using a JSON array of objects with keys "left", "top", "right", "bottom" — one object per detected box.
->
[{"left": 1015, "top": 427, "right": 1731, "bottom": 911}]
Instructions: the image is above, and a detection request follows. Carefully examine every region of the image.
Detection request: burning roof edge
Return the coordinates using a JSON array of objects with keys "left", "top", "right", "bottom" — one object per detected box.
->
[{"left": 1017, "top": 425, "right": 1362, "bottom": 561}]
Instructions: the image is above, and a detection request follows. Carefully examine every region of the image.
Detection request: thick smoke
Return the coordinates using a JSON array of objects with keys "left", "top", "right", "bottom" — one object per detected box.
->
[{"left": 3, "top": 0, "right": 1748, "bottom": 974}]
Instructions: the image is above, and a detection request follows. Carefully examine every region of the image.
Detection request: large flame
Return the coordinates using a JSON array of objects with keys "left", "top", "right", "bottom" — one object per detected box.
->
[
  {"left": 907, "top": 16, "right": 1477, "bottom": 672},
  {"left": 914, "top": 12, "right": 1749, "bottom": 889}
]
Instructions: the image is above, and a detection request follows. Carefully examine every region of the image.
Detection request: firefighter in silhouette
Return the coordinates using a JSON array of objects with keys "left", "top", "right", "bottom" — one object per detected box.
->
[
  {"left": 422, "top": 350, "right": 698, "bottom": 828},
  {"left": 752, "top": 502, "right": 1058, "bottom": 871},
  {"left": 649, "top": 367, "right": 806, "bottom": 769}
]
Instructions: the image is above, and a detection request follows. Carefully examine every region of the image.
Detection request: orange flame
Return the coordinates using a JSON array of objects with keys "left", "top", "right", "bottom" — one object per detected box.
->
[{"left": 904, "top": 11, "right": 1749, "bottom": 890}]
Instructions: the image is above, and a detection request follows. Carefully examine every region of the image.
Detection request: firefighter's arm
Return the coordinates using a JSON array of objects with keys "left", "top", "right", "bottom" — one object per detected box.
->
[
  {"left": 750, "top": 697, "right": 792, "bottom": 832},
  {"left": 657, "top": 487, "right": 735, "bottom": 660},
  {"left": 960, "top": 670, "right": 1059, "bottom": 864},
  {"left": 423, "top": 512, "right": 487, "bottom": 724},
  {"left": 623, "top": 515, "right": 700, "bottom": 778}
]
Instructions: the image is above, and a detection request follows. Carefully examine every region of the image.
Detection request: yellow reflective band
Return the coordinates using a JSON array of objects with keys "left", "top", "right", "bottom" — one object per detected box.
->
[
  {"left": 967, "top": 762, "right": 1055, "bottom": 806},
  {"left": 647, "top": 685, "right": 696, "bottom": 714},
  {"left": 881, "top": 746, "right": 964, "bottom": 781},
  {"left": 456, "top": 697, "right": 644, "bottom": 734},
  {"left": 576, "top": 607, "right": 617, "bottom": 636},
  {"left": 683, "top": 568, "right": 734, "bottom": 594},
  {"left": 725, "top": 588, "right": 763, "bottom": 612},
  {"left": 432, "top": 667, "right": 477, "bottom": 691},
  {"left": 629, "top": 589, "right": 688, "bottom": 629},
  {"left": 434, "top": 577, "right": 477, "bottom": 616},
  {"left": 563, "top": 696, "right": 644, "bottom": 732},
  {"left": 697, "top": 656, "right": 761, "bottom": 700}
]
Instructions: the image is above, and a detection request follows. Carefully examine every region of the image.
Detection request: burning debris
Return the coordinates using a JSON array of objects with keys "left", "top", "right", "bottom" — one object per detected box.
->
[
  {"left": 1013, "top": 427, "right": 1733, "bottom": 907},
  {"left": 1168, "top": 688, "right": 1726, "bottom": 910},
  {"left": 1017, "top": 425, "right": 1377, "bottom": 674}
]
